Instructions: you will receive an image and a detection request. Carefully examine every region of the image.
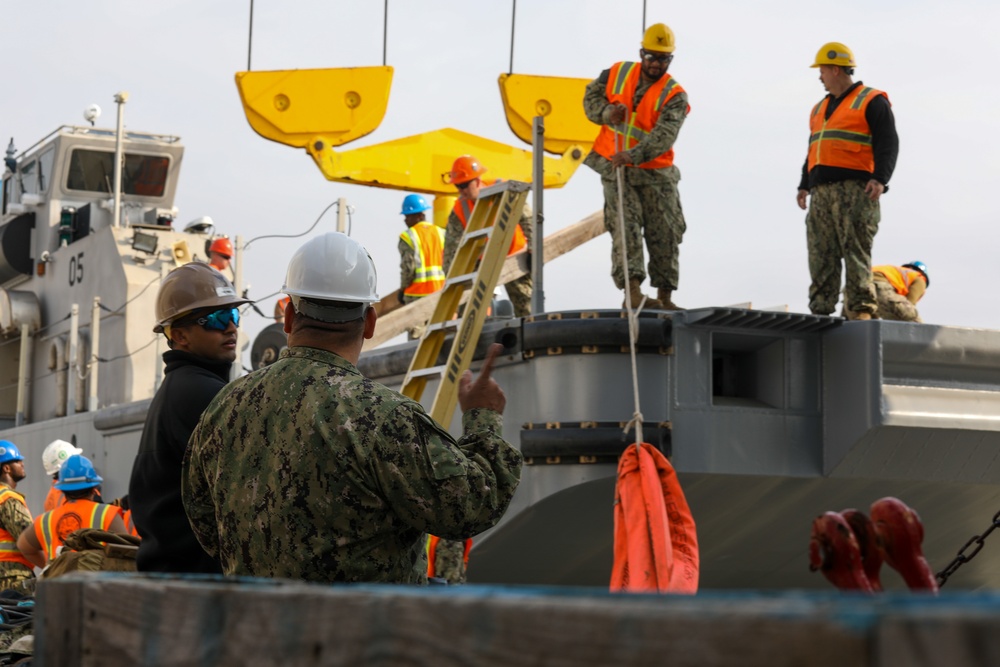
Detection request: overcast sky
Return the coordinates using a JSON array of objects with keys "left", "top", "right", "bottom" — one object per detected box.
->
[{"left": 4, "top": 0, "right": 997, "bottom": 358}]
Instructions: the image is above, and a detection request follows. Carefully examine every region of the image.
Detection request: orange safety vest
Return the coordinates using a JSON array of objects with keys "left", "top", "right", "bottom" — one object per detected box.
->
[
  {"left": 808, "top": 86, "right": 889, "bottom": 173},
  {"left": 453, "top": 180, "right": 528, "bottom": 256},
  {"left": 122, "top": 509, "right": 140, "bottom": 538},
  {"left": 0, "top": 488, "right": 33, "bottom": 569},
  {"left": 426, "top": 535, "right": 473, "bottom": 578},
  {"left": 34, "top": 499, "right": 121, "bottom": 561},
  {"left": 44, "top": 481, "right": 66, "bottom": 512},
  {"left": 873, "top": 265, "right": 925, "bottom": 296},
  {"left": 592, "top": 62, "right": 688, "bottom": 169},
  {"left": 400, "top": 222, "right": 447, "bottom": 297}
]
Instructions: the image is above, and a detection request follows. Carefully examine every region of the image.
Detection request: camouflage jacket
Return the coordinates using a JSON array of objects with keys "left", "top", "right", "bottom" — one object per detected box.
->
[
  {"left": 0, "top": 484, "right": 33, "bottom": 582},
  {"left": 182, "top": 346, "right": 522, "bottom": 584},
  {"left": 582, "top": 67, "right": 688, "bottom": 185}
]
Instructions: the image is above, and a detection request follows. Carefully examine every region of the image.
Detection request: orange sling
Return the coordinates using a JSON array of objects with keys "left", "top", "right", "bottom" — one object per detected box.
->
[{"left": 611, "top": 442, "right": 699, "bottom": 593}]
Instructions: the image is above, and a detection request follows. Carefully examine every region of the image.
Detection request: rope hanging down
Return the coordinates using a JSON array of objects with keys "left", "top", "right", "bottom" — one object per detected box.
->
[{"left": 614, "top": 130, "right": 645, "bottom": 449}]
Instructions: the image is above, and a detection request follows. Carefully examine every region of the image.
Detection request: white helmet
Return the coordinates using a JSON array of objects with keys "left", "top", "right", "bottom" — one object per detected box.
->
[
  {"left": 282, "top": 233, "right": 379, "bottom": 323},
  {"left": 42, "top": 439, "right": 83, "bottom": 476}
]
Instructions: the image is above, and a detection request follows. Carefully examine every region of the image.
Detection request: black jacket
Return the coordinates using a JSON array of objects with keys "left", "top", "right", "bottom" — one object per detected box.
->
[{"left": 129, "top": 350, "right": 230, "bottom": 573}]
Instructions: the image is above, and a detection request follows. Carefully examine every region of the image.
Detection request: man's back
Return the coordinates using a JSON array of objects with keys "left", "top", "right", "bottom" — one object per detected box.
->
[{"left": 184, "top": 345, "right": 522, "bottom": 584}]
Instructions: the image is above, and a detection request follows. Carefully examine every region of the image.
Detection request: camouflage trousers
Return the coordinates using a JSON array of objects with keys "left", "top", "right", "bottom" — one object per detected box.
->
[
  {"left": 842, "top": 279, "right": 921, "bottom": 322},
  {"left": 601, "top": 176, "right": 686, "bottom": 290},
  {"left": 433, "top": 538, "right": 468, "bottom": 584},
  {"left": 806, "top": 180, "right": 879, "bottom": 315},
  {"left": 505, "top": 273, "right": 533, "bottom": 318}
]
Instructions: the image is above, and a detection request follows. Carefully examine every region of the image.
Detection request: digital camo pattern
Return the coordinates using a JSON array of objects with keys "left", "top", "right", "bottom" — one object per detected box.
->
[
  {"left": 433, "top": 538, "right": 467, "bottom": 584},
  {"left": 182, "top": 346, "right": 522, "bottom": 584},
  {"left": 398, "top": 237, "right": 418, "bottom": 302},
  {"left": 843, "top": 278, "right": 921, "bottom": 322},
  {"left": 0, "top": 487, "right": 33, "bottom": 589},
  {"left": 806, "top": 180, "right": 879, "bottom": 315},
  {"left": 582, "top": 70, "right": 689, "bottom": 290}
]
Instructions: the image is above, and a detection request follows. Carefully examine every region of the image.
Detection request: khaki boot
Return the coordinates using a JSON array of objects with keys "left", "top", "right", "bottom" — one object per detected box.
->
[
  {"left": 623, "top": 278, "right": 662, "bottom": 310},
  {"left": 657, "top": 288, "right": 683, "bottom": 311},
  {"left": 853, "top": 312, "right": 872, "bottom": 321}
]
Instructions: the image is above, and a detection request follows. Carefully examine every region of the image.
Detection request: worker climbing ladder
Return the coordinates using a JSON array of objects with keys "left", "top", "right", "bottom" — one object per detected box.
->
[{"left": 400, "top": 180, "right": 530, "bottom": 426}]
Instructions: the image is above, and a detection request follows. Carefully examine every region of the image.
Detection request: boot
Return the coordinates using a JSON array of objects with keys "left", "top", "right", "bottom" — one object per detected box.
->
[
  {"left": 853, "top": 312, "right": 872, "bottom": 321},
  {"left": 657, "top": 288, "right": 683, "bottom": 311},
  {"left": 623, "top": 278, "right": 662, "bottom": 310}
]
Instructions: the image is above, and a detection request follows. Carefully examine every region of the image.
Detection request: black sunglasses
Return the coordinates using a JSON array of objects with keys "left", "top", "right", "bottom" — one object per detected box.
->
[
  {"left": 641, "top": 51, "right": 672, "bottom": 63},
  {"left": 455, "top": 180, "right": 475, "bottom": 190}
]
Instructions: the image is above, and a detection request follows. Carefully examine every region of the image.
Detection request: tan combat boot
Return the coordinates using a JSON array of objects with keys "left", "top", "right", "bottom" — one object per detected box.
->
[
  {"left": 853, "top": 312, "right": 872, "bottom": 321},
  {"left": 657, "top": 288, "right": 683, "bottom": 311},
  {"left": 623, "top": 278, "right": 662, "bottom": 310}
]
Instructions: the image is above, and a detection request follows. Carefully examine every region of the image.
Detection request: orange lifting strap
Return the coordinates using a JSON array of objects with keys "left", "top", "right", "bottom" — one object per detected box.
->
[{"left": 611, "top": 443, "right": 699, "bottom": 594}]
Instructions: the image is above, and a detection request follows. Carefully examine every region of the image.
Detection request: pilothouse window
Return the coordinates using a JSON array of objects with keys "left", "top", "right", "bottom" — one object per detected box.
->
[{"left": 66, "top": 149, "right": 169, "bottom": 197}]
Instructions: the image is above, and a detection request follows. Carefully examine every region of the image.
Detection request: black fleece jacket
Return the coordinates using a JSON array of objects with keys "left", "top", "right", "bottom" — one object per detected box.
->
[{"left": 129, "top": 350, "right": 230, "bottom": 573}]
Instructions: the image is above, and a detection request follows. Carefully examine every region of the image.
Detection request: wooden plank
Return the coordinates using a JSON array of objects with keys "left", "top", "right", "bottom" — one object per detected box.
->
[
  {"left": 27, "top": 574, "right": 931, "bottom": 667},
  {"left": 35, "top": 573, "right": 84, "bottom": 666},
  {"left": 365, "top": 211, "right": 605, "bottom": 350}
]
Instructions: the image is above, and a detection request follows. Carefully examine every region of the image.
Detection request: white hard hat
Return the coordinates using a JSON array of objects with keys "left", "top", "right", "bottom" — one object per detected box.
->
[
  {"left": 42, "top": 439, "right": 83, "bottom": 476},
  {"left": 282, "top": 233, "right": 379, "bottom": 322}
]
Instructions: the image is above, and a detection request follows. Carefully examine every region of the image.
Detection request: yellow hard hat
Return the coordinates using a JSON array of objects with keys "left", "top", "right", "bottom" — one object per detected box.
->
[
  {"left": 811, "top": 42, "right": 856, "bottom": 68},
  {"left": 642, "top": 23, "right": 675, "bottom": 54}
]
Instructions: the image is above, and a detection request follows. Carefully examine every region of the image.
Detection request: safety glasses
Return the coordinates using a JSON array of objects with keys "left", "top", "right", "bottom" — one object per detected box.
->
[
  {"left": 190, "top": 307, "right": 241, "bottom": 331},
  {"left": 641, "top": 51, "right": 671, "bottom": 63},
  {"left": 455, "top": 180, "right": 474, "bottom": 191}
]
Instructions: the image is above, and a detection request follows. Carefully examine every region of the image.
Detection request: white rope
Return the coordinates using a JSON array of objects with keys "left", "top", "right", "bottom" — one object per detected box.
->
[{"left": 614, "top": 128, "right": 644, "bottom": 450}]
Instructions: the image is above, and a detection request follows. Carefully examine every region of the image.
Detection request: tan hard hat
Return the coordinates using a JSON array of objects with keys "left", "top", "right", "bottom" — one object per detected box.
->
[{"left": 153, "top": 262, "right": 251, "bottom": 333}]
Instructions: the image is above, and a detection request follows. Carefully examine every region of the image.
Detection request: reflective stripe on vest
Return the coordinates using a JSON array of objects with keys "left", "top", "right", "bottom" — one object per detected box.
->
[
  {"left": 807, "top": 86, "right": 889, "bottom": 173},
  {"left": 36, "top": 500, "right": 119, "bottom": 561},
  {"left": 873, "top": 265, "right": 923, "bottom": 296},
  {"left": 591, "top": 62, "right": 689, "bottom": 170},
  {"left": 452, "top": 188, "right": 527, "bottom": 256},
  {"left": 0, "top": 489, "right": 33, "bottom": 569},
  {"left": 400, "top": 223, "right": 447, "bottom": 297}
]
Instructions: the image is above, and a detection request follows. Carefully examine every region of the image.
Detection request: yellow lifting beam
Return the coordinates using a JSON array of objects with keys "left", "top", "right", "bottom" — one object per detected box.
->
[
  {"left": 401, "top": 181, "right": 530, "bottom": 427},
  {"left": 498, "top": 73, "right": 599, "bottom": 155},
  {"left": 235, "top": 67, "right": 394, "bottom": 148},
  {"left": 306, "top": 127, "right": 584, "bottom": 195}
]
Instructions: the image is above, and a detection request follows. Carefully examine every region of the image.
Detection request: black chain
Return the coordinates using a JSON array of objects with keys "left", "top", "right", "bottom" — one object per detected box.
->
[{"left": 936, "top": 509, "right": 1000, "bottom": 587}]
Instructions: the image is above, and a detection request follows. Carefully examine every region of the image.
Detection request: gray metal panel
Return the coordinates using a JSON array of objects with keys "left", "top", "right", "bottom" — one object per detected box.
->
[
  {"left": 822, "top": 322, "right": 882, "bottom": 473},
  {"left": 881, "top": 321, "right": 1000, "bottom": 390}
]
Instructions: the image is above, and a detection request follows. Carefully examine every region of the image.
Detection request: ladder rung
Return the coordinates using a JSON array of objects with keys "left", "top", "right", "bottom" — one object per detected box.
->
[
  {"left": 425, "top": 319, "right": 461, "bottom": 334},
  {"left": 445, "top": 272, "right": 476, "bottom": 287},
  {"left": 407, "top": 365, "right": 445, "bottom": 380},
  {"left": 463, "top": 228, "right": 491, "bottom": 241}
]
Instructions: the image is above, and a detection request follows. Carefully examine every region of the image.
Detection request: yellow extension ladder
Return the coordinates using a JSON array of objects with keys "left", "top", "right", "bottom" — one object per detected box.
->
[{"left": 400, "top": 180, "right": 530, "bottom": 427}]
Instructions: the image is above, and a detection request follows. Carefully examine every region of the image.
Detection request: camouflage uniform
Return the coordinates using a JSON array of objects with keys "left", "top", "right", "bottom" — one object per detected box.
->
[
  {"left": 444, "top": 207, "right": 534, "bottom": 317},
  {"left": 842, "top": 275, "right": 922, "bottom": 322},
  {"left": 182, "top": 346, "right": 522, "bottom": 584},
  {"left": 432, "top": 537, "right": 468, "bottom": 584},
  {"left": 806, "top": 180, "right": 879, "bottom": 315},
  {"left": 398, "top": 237, "right": 419, "bottom": 306},
  {"left": 583, "top": 70, "right": 689, "bottom": 291},
  {"left": 0, "top": 484, "right": 33, "bottom": 590}
]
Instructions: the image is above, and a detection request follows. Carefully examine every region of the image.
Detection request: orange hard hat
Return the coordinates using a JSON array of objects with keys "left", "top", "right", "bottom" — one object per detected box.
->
[
  {"left": 209, "top": 237, "right": 233, "bottom": 258},
  {"left": 449, "top": 155, "right": 487, "bottom": 185}
]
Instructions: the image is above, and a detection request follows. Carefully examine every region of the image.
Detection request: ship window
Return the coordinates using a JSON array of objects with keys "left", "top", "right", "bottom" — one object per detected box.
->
[
  {"left": 19, "top": 160, "right": 38, "bottom": 195},
  {"left": 1, "top": 176, "right": 8, "bottom": 214},
  {"left": 65, "top": 149, "right": 169, "bottom": 197}
]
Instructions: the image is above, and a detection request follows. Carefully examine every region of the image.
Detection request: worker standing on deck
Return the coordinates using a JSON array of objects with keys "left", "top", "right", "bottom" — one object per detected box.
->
[
  {"left": 398, "top": 194, "right": 446, "bottom": 305},
  {"left": 41, "top": 439, "right": 82, "bottom": 511},
  {"left": 17, "top": 455, "right": 126, "bottom": 568},
  {"left": 0, "top": 442, "right": 35, "bottom": 590},
  {"left": 443, "top": 156, "right": 534, "bottom": 317},
  {"left": 128, "top": 262, "right": 250, "bottom": 573},
  {"left": 208, "top": 237, "right": 235, "bottom": 280},
  {"left": 182, "top": 232, "right": 522, "bottom": 584},
  {"left": 797, "top": 42, "right": 899, "bottom": 320},
  {"left": 584, "top": 22, "right": 690, "bottom": 311},
  {"left": 843, "top": 262, "right": 928, "bottom": 322}
]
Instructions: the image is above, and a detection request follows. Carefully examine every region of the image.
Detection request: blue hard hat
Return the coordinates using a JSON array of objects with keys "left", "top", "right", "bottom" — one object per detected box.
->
[
  {"left": 56, "top": 454, "right": 103, "bottom": 491},
  {"left": 0, "top": 441, "right": 23, "bottom": 465},
  {"left": 401, "top": 194, "right": 431, "bottom": 216},
  {"left": 903, "top": 261, "right": 929, "bottom": 288}
]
